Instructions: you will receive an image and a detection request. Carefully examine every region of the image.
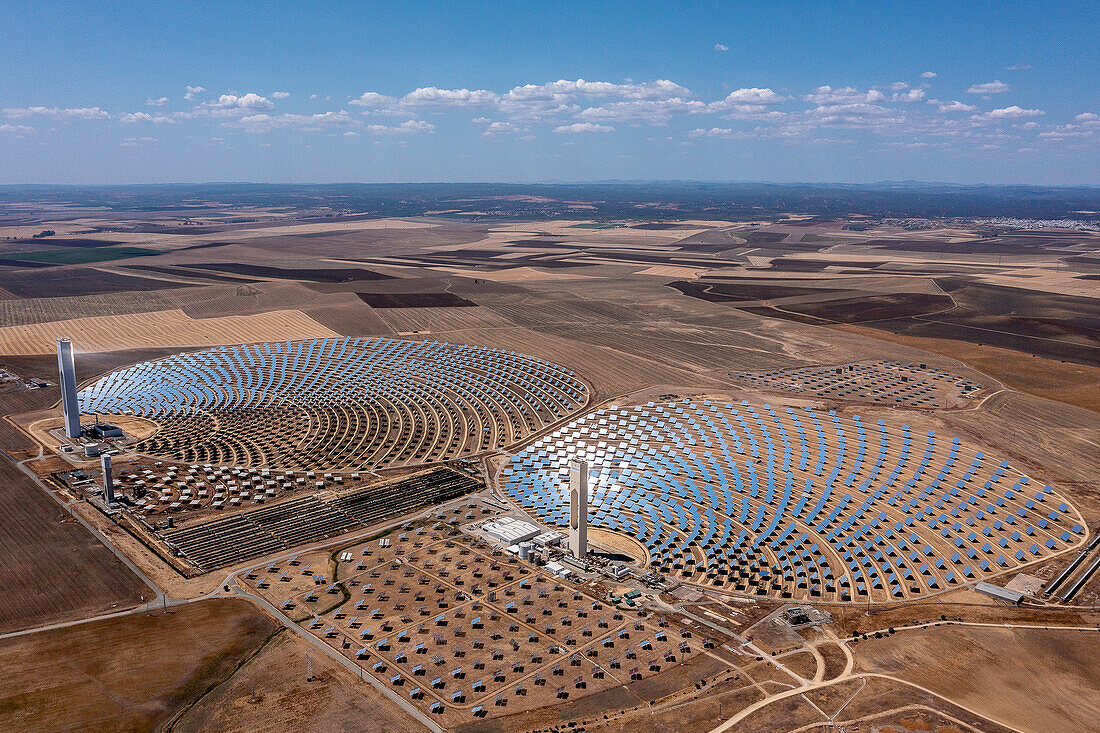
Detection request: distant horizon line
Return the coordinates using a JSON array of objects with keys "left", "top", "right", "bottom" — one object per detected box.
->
[{"left": 2, "top": 179, "right": 1099, "bottom": 189}]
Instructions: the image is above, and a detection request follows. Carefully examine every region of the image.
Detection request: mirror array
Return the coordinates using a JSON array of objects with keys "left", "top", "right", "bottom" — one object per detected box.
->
[
  {"left": 734, "top": 360, "right": 982, "bottom": 408},
  {"left": 78, "top": 337, "right": 589, "bottom": 471},
  {"left": 502, "top": 399, "right": 1084, "bottom": 603}
]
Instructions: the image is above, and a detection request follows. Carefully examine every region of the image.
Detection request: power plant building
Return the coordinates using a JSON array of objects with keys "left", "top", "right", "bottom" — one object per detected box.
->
[
  {"left": 482, "top": 516, "right": 540, "bottom": 544},
  {"left": 56, "top": 338, "right": 81, "bottom": 439}
]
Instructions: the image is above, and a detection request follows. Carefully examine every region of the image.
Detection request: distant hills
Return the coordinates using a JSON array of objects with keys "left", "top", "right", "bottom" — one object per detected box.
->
[{"left": 2, "top": 181, "right": 1098, "bottom": 221}]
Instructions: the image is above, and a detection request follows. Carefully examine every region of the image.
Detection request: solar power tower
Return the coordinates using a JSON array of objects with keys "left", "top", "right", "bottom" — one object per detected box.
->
[
  {"left": 101, "top": 453, "right": 115, "bottom": 505},
  {"left": 56, "top": 338, "right": 81, "bottom": 439},
  {"left": 568, "top": 459, "right": 588, "bottom": 559}
]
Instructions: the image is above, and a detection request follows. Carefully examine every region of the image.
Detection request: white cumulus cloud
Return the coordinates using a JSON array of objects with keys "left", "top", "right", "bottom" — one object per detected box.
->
[
  {"left": 401, "top": 87, "right": 500, "bottom": 106},
  {"left": 349, "top": 91, "right": 398, "bottom": 108},
  {"left": 687, "top": 127, "right": 737, "bottom": 138},
  {"left": 184, "top": 85, "right": 206, "bottom": 100},
  {"left": 804, "top": 86, "right": 885, "bottom": 104},
  {"left": 365, "top": 119, "right": 435, "bottom": 134},
  {"left": 145, "top": 96, "right": 168, "bottom": 106},
  {"left": 937, "top": 100, "right": 978, "bottom": 113},
  {"left": 718, "top": 87, "right": 783, "bottom": 104},
  {"left": 920, "top": 71, "right": 938, "bottom": 78},
  {"left": 271, "top": 91, "right": 291, "bottom": 99},
  {"left": 234, "top": 110, "right": 355, "bottom": 132},
  {"left": 208, "top": 93, "right": 274, "bottom": 110},
  {"left": 982, "top": 105, "right": 1044, "bottom": 119},
  {"left": 577, "top": 98, "right": 706, "bottom": 122},
  {"left": 503, "top": 79, "right": 690, "bottom": 102},
  {"left": 554, "top": 122, "right": 615, "bottom": 133},
  {"left": 966, "top": 80, "right": 1011, "bottom": 94},
  {"left": 2, "top": 106, "right": 110, "bottom": 119},
  {"left": 714, "top": 43, "right": 729, "bottom": 51},
  {"left": 120, "top": 112, "right": 175, "bottom": 123},
  {"left": 891, "top": 89, "right": 927, "bottom": 102}
]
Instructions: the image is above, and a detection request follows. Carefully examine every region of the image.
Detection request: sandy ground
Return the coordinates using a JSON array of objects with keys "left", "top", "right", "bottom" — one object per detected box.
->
[
  {"left": 636, "top": 265, "right": 704, "bottom": 278},
  {"left": 855, "top": 625, "right": 1100, "bottom": 733},
  {"left": 427, "top": 265, "right": 597, "bottom": 281},
  {"left": 23, "top": 413, "right": 159, "bottom": 453},
  {"left": 587, "top": 528, "right": 650, "bottom": 566},
  {"left": 0, "top": 457, "right": 150, "bottom": 634},
  {"left": 0, "top": 308, "right": 338, "bottom": 354}
]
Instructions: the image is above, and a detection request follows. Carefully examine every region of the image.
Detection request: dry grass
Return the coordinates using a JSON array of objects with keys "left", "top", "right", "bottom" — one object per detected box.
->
[
  {"left": 0, "top": 308, "right": 339, "bottom": 354},
  {"left": 855, "top": 625, "right": 1100, "bottom": 733},
  {"left": 833, "top": 323, "right": 1100, "bottom": 412},
  {"left": 173, "top": 630, "right": 422, "bottom": 733},
  {"left": 0, "top": 599, "right": 276, "bottom": 733},
  {"left": 373, "top": 305, "right": 514, "bottom": 334}
]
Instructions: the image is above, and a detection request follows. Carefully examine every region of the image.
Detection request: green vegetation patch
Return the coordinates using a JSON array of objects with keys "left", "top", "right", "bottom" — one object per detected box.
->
[{"left": 11, "top": 246, "right": 159, "bottom": 265}]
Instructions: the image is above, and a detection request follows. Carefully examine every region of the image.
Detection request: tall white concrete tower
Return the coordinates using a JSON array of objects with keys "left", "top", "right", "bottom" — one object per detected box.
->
[
  {"left": 56, "top": 338, "right": 80, "bottom": 439},
  {"left": 568, "top": 459, "right": 588, "bottom": 559},
  {"left": 101, "top": 453, "right": 115, "bottom": 505}
]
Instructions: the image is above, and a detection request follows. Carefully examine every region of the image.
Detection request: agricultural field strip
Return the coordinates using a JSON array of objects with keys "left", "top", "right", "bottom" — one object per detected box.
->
[{"left": 0, "top": 308, "right": 339, "bottom": 355}]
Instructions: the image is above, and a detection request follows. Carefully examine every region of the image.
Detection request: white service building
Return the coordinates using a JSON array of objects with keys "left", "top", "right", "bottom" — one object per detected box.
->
[
  {"left": 482, "top": 516, "right": 541, "bottom": 544},
  {"left": 532, "top": 531, "right": 564, "bottom": 548}
]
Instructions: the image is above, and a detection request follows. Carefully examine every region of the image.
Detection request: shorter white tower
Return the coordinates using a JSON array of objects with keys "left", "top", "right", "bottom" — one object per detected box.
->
[
  {"left": 568, "top": 459, "right": 588, "bottom": 559},
  {"left": 56, "top": 338, "right": 81, "bottom": 439},
  {"left": 101, "top": 453, "right": 115, "bottom": 505}
]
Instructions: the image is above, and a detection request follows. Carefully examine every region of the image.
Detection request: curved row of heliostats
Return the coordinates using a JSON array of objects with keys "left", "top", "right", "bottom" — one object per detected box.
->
[
  {"left": 78, "top": 337, "right": 590, "bottom": 469},
  {"left": 502, "top": 399, "right": 1084, "bottom": 602},
  {"left": 78, "top": 338, "right": 1083, "bottom": 602}
]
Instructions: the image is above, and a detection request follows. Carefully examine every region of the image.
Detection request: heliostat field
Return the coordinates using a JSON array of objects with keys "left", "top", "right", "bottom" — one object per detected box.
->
[
  {"left": 502, "top": 399, "right": 1086, "bottom": 602},
  {"left": 78, "top": 337, "right": 589, "bottom": 471}
]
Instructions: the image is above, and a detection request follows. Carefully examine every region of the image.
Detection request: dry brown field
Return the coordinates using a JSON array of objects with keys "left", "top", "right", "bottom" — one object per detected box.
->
[
  {"left": 243, "top": 526, "right": 730, "bottom": 729},
  {"left": 737, "top": 675, "right": 1018, "bottom": 733},
  {"left": 2, "top": 209, "right": 1099, "bottom": 731},
  {"left": 173, "top": 629, "right": 423, "bottom": 733},
  {"left": 0, "top": 458, "right": 149, "bottom": 633},
  {"left": 834, "top": 322, "right": 1100, "bottom": 412},
  {"left": 855, "top": 625, "right": 1100, "bottom": 733},
  {"left": 0, "top": 598, "right": 276, "bottom": 732}
]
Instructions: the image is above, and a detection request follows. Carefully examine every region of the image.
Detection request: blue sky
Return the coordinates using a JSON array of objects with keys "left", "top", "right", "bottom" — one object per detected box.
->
[{"left": 1, "top": 1, "right": 1097, "bottom": 185}]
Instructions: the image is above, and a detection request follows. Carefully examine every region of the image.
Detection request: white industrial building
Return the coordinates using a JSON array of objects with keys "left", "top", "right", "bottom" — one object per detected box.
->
[
  {"left": 545, "top": 561, "right": 573, "bottom": 578},
  {"left": 532, "top": 531, "right": 564, "bottom": 548},
  {"left": 482, "top": 516, "right": 541, "bottom": 544}
]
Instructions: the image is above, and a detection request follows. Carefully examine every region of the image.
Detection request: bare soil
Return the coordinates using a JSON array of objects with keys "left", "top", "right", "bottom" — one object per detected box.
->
[
  {"left": 856, "top": 625, "right": 1100, "bottom": 733},
  {"left": 173, "top": 628, "right": 422, "bottom": 733},
  {"left": 0, "top": 457, "right": 149, "bottom": 633},
  {"left": 0, "top": 598, "right": 276, "bottom": 732}
]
